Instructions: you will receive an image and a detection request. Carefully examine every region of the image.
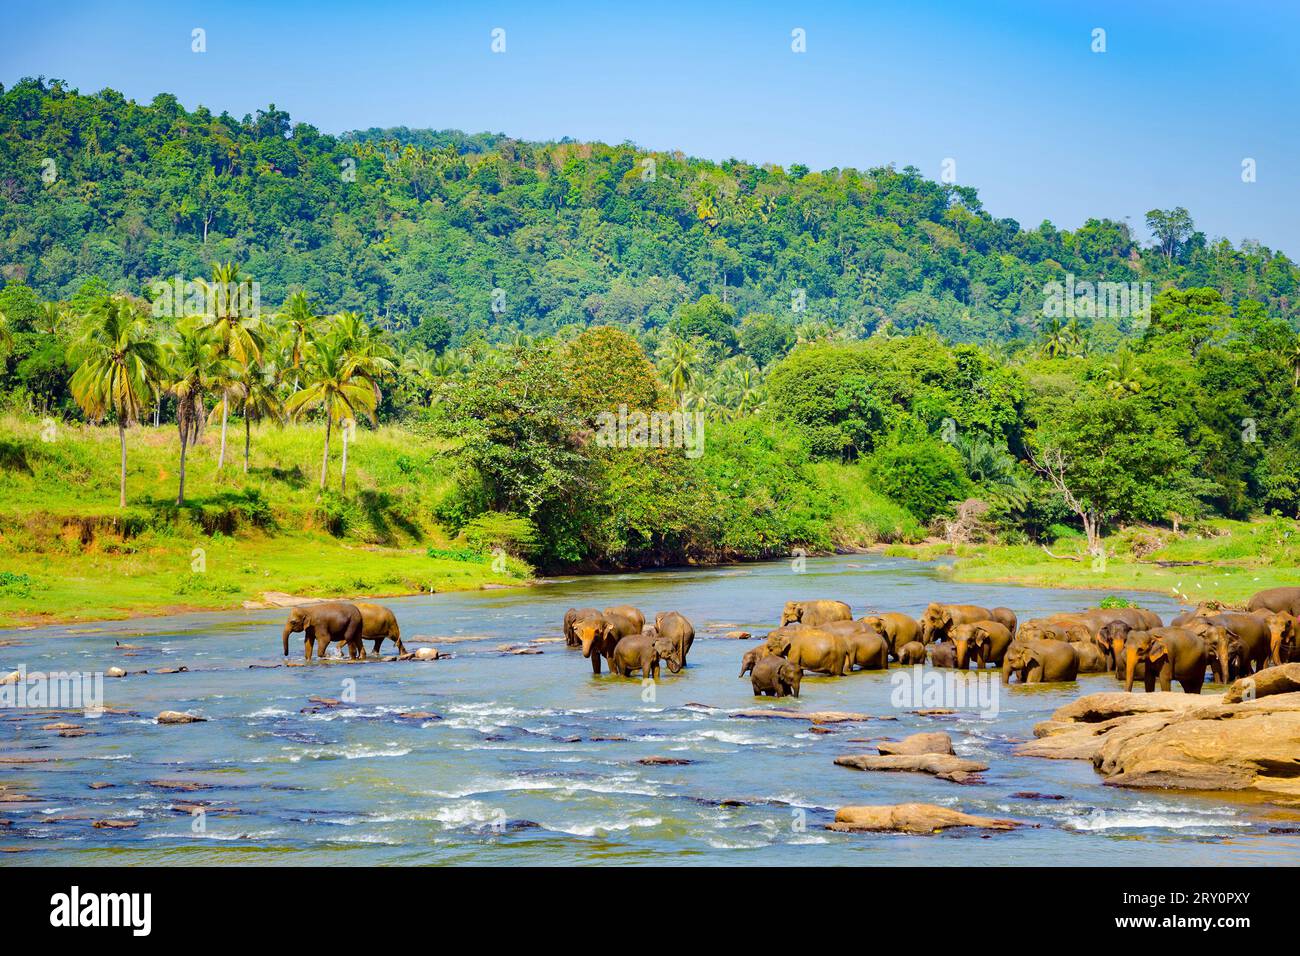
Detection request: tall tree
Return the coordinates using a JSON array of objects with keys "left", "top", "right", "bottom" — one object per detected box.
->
[
  {"left": 284, "top": 332, "right": 377, "bottom": 491},
  {"left": 70, "top": 297, "right": 165, "bottom": 507}
]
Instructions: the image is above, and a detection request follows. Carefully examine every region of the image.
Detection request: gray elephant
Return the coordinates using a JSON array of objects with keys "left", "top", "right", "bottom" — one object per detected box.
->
[
  {"left": 1002, "top": 639, "right": 1079, "bottom": 684},
  {"left": 610, "top": 629, "right": 681, "bottom": 680},
  {"left": 282, "top": 602, "right": 364, "bottom": 661},
  {"left": 780, "top": 600, "right": 852, "bottom": 627},
  {"left": 750, "top": 656, "right": 802, "bottom": 697},
  {"left": 898, "top": 641, "right": 927, "bottom": 665},
  {"left": 654, "top": 610, "right": 695, "bottom": 664}
]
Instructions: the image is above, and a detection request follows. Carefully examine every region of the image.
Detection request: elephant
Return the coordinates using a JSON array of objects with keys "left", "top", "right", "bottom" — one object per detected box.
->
[
  {"left": 1122, "top": 627, "right": 1207, "bottom": 694},
  {"left": 928, "top": 641, "right": 957, "bottom": 668},
  {"left": 1074, "top": 642, "right": 1109, "bottom": 674},
  {"left": 1083, "top": 607, "right": 1163, "bottom": 631},
  {"left": 563, "top": 607, "right": 602, "bottom": 647},
  {"left": 1002, "top": 639, "right": 1079, "bottom": 684},
  {"left": 604, "top": 605, "right": 646, "bottom": 633},
  {"left": 1096, "top": 619, "right": 1137, "bottom": 672},
  {"left": 1246, "top": 587, "right": 1300, "bottom": 617},
  {"left": 919, "top": 603, "right": 993, "bottom": 644},
  {"left": 780, "top": 599, "right": 852, "bottom": 628},
  {"left": 838, "top": 627, "right": 889, "bottom": 671},
  {"left": 1206, "top": 634, "right": 1249, "bottom": 684},
  {"left": 749, "top": 656, "right": 802, "bottom": 697},
  {"left": 898, "top": 641, "right": 927, "bottom": 664},
  {"left": 574, "top": 611, "right": 642, "bottom": 674},
  {"left": 1184, "top": 613, "right": 1271, "bottom": 676},
  {"left": 949, "top": 621, "right": 1012, "bottom": 669},
  {"left": 739, "top": 644, "right": 776, "bottom": 677},
  {"left": 354, "top": 602, "right": 404, "bottom": 657},
  {"left": 989, "top": 607, "right": 1018, "bottom": 635},
  {"left": 767, "top": 626, "right": 852, "bottom": 676},
  {"left": 282, "top": 602, "right": 364, "bottom": 661},
  {"left": 1266, "top": 612, "right": 1299, "bottom": 665},
  {"left": 1019, "top": 616, "right": 1092, "bottom": 644},
  {"left": 654, "top": 611, "right": 695, "bottom": 664},
  {"left": 859, "top": 612, "right": 920, "bottom": 659},
  {"left": 610, "top": 629, "right": 681, "bottom": 680},
  {"left": 1170, "top": 603, "right": 1226, "bottom": 627}
]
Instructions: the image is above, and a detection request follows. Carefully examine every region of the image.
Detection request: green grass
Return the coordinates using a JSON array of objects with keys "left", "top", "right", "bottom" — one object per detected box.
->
[
  {"left": 0, "top": 415, "right": 527, "bottom": 626},
  {"left": 883, "top": 517, "right": 1300, "bottom": 603}
]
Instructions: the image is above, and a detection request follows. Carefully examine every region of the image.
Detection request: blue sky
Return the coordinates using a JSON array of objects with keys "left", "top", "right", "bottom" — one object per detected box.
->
[{"left": 4, "top": 0, "right": 1298, "bottom": 254}]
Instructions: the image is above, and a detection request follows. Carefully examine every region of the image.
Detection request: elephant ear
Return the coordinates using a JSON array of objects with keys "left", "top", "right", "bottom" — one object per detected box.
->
[{"left": 1149, "top": 639, "right": 1169, "bottom": 664}]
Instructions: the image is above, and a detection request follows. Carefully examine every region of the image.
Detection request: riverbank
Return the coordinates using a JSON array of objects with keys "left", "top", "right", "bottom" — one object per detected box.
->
[
  {"left": 882, "top": 517, "right": 1299, "bottom": 604},
  {"left": 0, "top": 416, "right": 529, "bottom": 627}
]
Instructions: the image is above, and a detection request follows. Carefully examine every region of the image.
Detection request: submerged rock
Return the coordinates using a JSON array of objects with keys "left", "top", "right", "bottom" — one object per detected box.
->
[
  {"left": 834, "top": 752, "right": 988, "bottom": 784},
  {"left": 827, "top": 803, "right": 1025, "bottom": 834},
  {"left": 92, "top": 819, "right": 137, "bottom": 829},
  {"left": 638, "top": 756, "right": 693, "bottom": 766},
  {"left": 156, "top": 711, "right": 206, "bottom": 724},
  {"left": 721, "top": 631, "right": 753, "bottom": 640},
  {"left": 731, "top": 709, "right": 874, "bottom": 724},
  {"left": 104, "top": 666, "right": 126, "bottom": 678},
  {"left": 413, "top": 647, "right": 441, "bottom": 661}
]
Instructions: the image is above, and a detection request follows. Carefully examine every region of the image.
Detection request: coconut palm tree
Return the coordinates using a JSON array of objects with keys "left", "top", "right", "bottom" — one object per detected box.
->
[
  {"left": 165, "top": 321, "right": 228, "bottom": 506},
  {"left": 278, "top": 291, "right": 317, "bottom": 391},
  {"left": 70, "top": 297, "right": 165, "bottom": 507},
  {"left": 656, "top": 333, "right": 697, "bottom": 410},
  {"left": 197, "top": 261, "right": 263, "bottom": 469},
  {"left": 237, "top": 361, "right": 285, "bottom": 474},
  {"left": 285, "top": 333, "right": 378, "bottom": 492}
]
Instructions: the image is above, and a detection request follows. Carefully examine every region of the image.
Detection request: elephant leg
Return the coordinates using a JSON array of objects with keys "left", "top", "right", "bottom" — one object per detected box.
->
[
  {"left": 304, "top": 637, "right": 313, "bottom": 661},
  {"left": 316, "top": 634, "right": 330, "bottom": 659},
  {"left": 649, "top": 661, "right": 659, "bottom": 681},
  {"left": 1028, "top": 664, "right": 1043, "bottom": 683},
  {"left": 591, "top": 653, "right": 602, "bottom": 675},
  {"left": 1144, "top": 670, "right": 1157, "bottom": 693}
]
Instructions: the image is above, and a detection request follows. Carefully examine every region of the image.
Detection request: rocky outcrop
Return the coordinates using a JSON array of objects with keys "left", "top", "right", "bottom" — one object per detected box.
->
[
  {"left": 1017, "top": 672, "right": 1300, "bottom": 800},
  {"left": 827, "top": 803, "right": 1025, "bottom": 834},
  {"left": 156, "top": 710, "right": 206, "bottom": 724}
]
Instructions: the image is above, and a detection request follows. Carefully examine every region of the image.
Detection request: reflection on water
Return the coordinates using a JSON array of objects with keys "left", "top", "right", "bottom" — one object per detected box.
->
[{"left": 1, "top": 554, "right": 1295, "bottom": 866}]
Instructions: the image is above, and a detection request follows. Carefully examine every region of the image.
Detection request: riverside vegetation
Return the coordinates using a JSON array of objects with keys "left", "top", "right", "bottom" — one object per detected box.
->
[{"left": 0, "top": 80, "right": 1298, "bottom": 625}]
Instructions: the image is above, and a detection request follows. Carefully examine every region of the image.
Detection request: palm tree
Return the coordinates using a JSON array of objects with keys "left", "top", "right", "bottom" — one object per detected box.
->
[
  {"left": 1039, "top": 317, "right": 1071, "bottom": 359},
  {"left": 278, "top": 291, "right": 317, "bottom": 390},
  {"left": 237, "top": 362, "right": 285, "bottom": 474},
  {"left": 165, "top": 322, "right": 227, "bottom": 506},
  {"left": 197, "top": 261, "right": 263, "bottom": 469},
  {"left": 656, "top": 333, "right": 697, "bottom": 410},
  {"left": 70, "top": 297, "right": 165, "bottom": 507},
  {"left": 285, "top": 333, "right": 378, "bottom": 492},
  {"left": 1287, "top": 337, "right": 1300, "bottom": 389}
]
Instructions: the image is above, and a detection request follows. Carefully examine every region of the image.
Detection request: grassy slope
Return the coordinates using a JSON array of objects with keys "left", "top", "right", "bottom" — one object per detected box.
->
[
  {"left": 0, "top": 415, "right": 526, "bottom": 627},
  {"left": 884, "top": 517, "right": 1300, "bottom": 603}
]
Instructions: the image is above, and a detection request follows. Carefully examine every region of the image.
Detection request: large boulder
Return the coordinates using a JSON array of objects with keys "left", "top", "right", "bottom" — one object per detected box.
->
[
  {"left": 1017, "top": 685, "right": 1300, "bottom": 800},
  {"left": 827, "top": 803, "right": 1025, "bottom": 834}
]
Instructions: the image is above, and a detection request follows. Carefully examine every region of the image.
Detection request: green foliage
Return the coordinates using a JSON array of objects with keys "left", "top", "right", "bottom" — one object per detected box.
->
[
  {"left": 864, "top": 434, "right": 972, "bottom": 523},
  {"left": 0, "top": 571, "right": 34, "bottom": 597},
  {"left": 1097, "top": 595, "right": 1137, "bottom": 609},
  {"left": 461, "top": 512, "right": 538, "bottom": 556}
]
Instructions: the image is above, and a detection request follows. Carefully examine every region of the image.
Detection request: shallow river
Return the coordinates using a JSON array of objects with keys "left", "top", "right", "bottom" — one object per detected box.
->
[{"left": 3, "top": 554, "right": 1298, "bottom": 866}]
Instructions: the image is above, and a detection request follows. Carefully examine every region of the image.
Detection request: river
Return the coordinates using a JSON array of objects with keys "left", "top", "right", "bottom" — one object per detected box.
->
[{"left": 2, "top": 554, "right": 1297, "bottom": 865}]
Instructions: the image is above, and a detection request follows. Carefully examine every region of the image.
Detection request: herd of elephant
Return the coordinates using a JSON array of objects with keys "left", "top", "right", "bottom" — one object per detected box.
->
[{"left": 564, "top": 586, "right": 1300, "bottom": 699}]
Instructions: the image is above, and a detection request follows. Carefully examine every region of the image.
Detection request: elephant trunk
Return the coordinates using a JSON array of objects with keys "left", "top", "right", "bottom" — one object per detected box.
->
[
  {"left": 282, "top": 623, "right": 292, "bottom": 657},
  {"left": 953, "top": 639, "right": 968, "bottom": 670},
  {"left": 1271, "top": 633, "right": 1283, "bottom": 667},
  {"left": 1125, "top": 647, "right": 1138, "bottom": 692}
]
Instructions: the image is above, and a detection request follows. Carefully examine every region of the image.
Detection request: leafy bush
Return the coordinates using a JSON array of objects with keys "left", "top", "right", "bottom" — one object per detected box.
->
[{"left": 864, "top": 435, "right": 972, "bottom": 523}]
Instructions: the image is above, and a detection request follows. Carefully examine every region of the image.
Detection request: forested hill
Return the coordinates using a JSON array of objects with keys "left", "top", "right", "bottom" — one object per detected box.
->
[{"left": 1, "top": 77, "right": 1297, "bottom": 346}]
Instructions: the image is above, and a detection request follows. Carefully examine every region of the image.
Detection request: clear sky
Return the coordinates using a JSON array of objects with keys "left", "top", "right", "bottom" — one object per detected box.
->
[{"left": 3, "top": 0, "right": 1297, "bottom": 254}]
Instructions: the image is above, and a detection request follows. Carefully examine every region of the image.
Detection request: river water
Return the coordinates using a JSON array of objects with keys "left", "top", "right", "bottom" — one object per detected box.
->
[{"left": 2, "top": 554, "right": 1297, "bottom": 866}]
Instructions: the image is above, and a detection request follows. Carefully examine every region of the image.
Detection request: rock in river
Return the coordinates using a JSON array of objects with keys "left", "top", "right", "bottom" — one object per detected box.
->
[
  {"left": 1017, "top": 669, "right": 1300, "bottom": 800},
  {"left": 827, "top": 803, "right": 1025, "bottom": 834},
  {"left": 156, "top": 711, "right": 206, "bottom": 724},
  {"left": 834, "top": 752, "right": 988, "bottom": 784},
  {"left": 877, "top": 732, "right": 955, "bottom": 756}
]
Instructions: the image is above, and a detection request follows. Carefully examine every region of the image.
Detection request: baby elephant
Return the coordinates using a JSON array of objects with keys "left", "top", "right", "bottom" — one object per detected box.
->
[
  {"left": 611, "top": 630, "right": 681, "bottom": 680},
  {"left": 354, "top": 602, "right": 405, "bottom": 657},
  {"left": 898, "top": 641, "right": 927, "bottom": 665},
  {"left": 750, "top": 655, "right": 802, "bottom": 697},
  {"left": 928, "top": 641, "right": 957, "bottom": 668}
]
